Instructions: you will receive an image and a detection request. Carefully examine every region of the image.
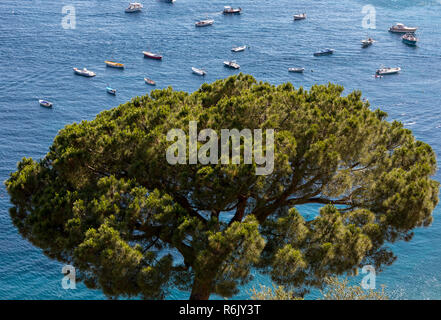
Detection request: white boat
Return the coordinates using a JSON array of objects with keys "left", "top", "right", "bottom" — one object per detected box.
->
[
  {"left": 376, "top": 67, "right": 401, "bottom": 75},
  {"left": 223, "top": 6, "right": 242, "bottom": 14},
  {"left": 192, "top": 67, "right": 206, "bottom": 76},
  {"left": 39, "top": 99, "right": 53, "bottom": 108},
  {"left": 73, "top": 67, "right": 96, "bottom": 77},
  {"left": 293, "top": 13, "right": 306, "bottom": 20},
  {"left": 231, "top": 45, "right": 247, "bottom": 52},
  {"left": 361, "top": 38, "right": 375, "bottom": 48},
  {"left": 224, "top": 60, "right": 240, "bottom": 69},
  {"left": 389, "top": 23, "right": 417, "bottom": 33},
  {"left": 125, "top": 3, "right": 143, "bottom": 13},
  {"left": 288, "top": 67, "right": 305, "bottom": 73},
  {"left": 195, "top": 19, "right": 214, "bottom": 27}
]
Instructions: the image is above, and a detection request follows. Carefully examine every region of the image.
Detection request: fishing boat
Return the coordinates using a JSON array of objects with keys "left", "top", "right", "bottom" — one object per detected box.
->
[
  {"left": 223, "top": 6, "right": 242, "bottom": 14},
  {"left": 231, "top": 45, "right": 247, "bottom": 52},
  {"left": 402, "top": 32, "right": 418, "bottom": 46},
  {"left": 106, "top": 87, "right": 116, "bottom": 95},
  {"left": 288, "top": 67, "right": 305, "bottom": 73},
  {"left": 192, "top": 67, "right": 206, "bottom": 76},
  {"left": 195, "top": 19, "right": 214, "bottom": 27},
  {"left": 389, "top": 23, "right": 417, "bottom": 33},
  {"left": 224, "top": 60, "right": 240, "bottom": 69},
  {"left": 293, "top": 13, "right": 306, "bottom": 20},
  {"left": 313, "top": 48, "right": 334, "bottom": 56},
  {"left": 39, "top": 99, "right": 53, "bottom": 108},
  {"left": 376, "top": 67, "right": 401, "bottom": 75},
  {"left": 361, "top": 38, "right": 375, "bottom": 48},
  {"left": 105, "top": 61, "right": 125, "bottom": 69},
  {"left": 73, "top": 67, "right": 96, "bottom": 77},
  {"left": 143, "top": 51, "right": 163, "bottom": 60},
  {"left": 144, "top": 78, "right": 156, "bottom": 86},
  {"left": 125, "top": 3, "right": 143, "bottom": 13}
]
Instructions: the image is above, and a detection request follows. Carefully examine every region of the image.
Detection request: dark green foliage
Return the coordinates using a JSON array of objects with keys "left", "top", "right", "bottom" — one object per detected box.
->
[{"left": 6, "top": 74, "right": 438, "bottom": 299}]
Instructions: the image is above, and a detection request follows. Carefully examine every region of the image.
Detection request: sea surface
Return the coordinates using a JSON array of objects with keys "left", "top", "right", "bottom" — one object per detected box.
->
[{"left": 1, "top": 0, "right": 441, "bottom": 299}]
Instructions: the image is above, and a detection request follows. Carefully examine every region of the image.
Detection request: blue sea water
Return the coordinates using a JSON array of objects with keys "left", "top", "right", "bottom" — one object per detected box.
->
[{"left": 1, "top": 0, "right": 441, "bottom": 300}]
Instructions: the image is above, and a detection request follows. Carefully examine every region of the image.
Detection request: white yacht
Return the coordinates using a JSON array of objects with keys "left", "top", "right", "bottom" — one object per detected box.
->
[
  {"left": 73, "top": 67, "right": 96, "bottom": 77},
  {"left": 231, "top": 45, "right": 247, "bottom": 52},
  {"left": 224, "top": 60, "right": 240, "bottom": 69},
  {"left": 192, "top": 67, "right": 206, "bottom": 76},
  {"left": 389, "top": 23, "right": 417, "bottom": 33},
  {"left": 376, "top": 67, "right": 401, "bottom": 75},
  {"left": 195, "top": 19, "right": 214, "bottom": 27}
]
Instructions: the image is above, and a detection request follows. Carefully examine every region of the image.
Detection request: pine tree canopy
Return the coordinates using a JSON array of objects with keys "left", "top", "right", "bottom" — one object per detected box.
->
[{"left": 5, "top": 74, "right": 439, "bottom": 300}]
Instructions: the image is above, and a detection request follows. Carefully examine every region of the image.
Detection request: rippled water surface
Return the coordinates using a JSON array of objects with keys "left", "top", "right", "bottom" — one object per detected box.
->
[{"left": 1, "top": 0, "right": 441, "bottom": 299}]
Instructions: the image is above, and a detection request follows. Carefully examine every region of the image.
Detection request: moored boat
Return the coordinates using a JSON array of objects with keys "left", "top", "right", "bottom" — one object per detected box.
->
[
  {"left": 389, "top": 23, "right": 417, "bottom": 33},
  {"left": 106, "top": 87, "right": 116, "bottom": 95},
  {"left": 288, "top": 67, "right": 305, "bottom": 73},
  {"left": 223, "top": 6, "right": 241, "bottom": 14},
  {"left": 376, "top": 67, "right": 401, "bottom": 75},
  {"left": 125, "top": 3, "right": 143, "bottom": 13},
  {"left": 231, "top": 45, "right": 247, "bottom": 52},
  {"left": 195, "top": 19, "right": 214, "bottom": 27},
  {"left": 192, "top": 67, "right": 206, "bottom": 76},
  {"left": 105, "top": 61, "right": 125, "bottom": 69},
  {"left": 143, "top": 51, "right": 163, "bottom": 60},
  {"left": 224, "top": 60, "right": 240, "bottom": 69},
  {"left": 39, "top": 99, "right": 53, "bottom": 108},
  {"left": 313, "top": 48, "right": 334, "bottom": 56},
  {"left": 402, "top": 32, "right": 418, "bottom": 46},
  {"left": 144, "top": 77, "right": 156, "bottom": 86},
  {"left": 73, "top": 67, "right": 96, "bottom": 77},
  {"left": 361, "top": 38, "right": 375, "bottom": 48},
  {"left": 293, "top": 13, "right": 306, "bottom": 20}
]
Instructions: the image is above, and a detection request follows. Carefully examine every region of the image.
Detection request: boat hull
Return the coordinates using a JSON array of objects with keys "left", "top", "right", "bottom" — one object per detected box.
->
[
  {"left": 105, "top": 61, "right": 124, "bottom": 69},
  {"left": 402, "top": 38, "right": 417, "bottom": 46},
  {"left": 389, "top": 28, "right": 417, "bottom": 33},
  {"left": 314, "top": 51, "right": 334, "bottom": 56},
  {"left": 288, "top": 68, "right": 305, "bottom": 73},
  {"left": 143, "top": 52, "right": 163, "bottom": 60}
]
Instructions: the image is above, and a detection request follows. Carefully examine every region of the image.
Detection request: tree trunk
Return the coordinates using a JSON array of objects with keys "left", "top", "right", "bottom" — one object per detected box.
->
[{"left": 189, "top": 277, "right": 212, "bottom": 300}]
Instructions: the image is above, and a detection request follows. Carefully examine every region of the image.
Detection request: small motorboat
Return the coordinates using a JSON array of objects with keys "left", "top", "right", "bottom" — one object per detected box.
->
[
  {"left": 143, "top": 51, "right": 163, "bottom": 60},
  {"left": 231, "top": 45, "right": 247, "bottom": 52},
  {"left": 125, "top": 2, "right": 143, "bottom": 13},
  {"left": 106, "top": 87, "right": 116, "bottom": 95},
  {"left": 288, "top": 67, "right": 305, "bottom": 73},
  {"left": 192, "top": 67, "right": 206, "bottom": 76},
  {"left": 223, "top": 6, "right": 242, "bottom": 14},
  {"left": 376, "top": 67, "right": 401, "bottom": 75},
  {"left": 73, "top": 67, "right": 96, "bottom": 77},
  {"left": 313, "top": 48, "right": 334, "bottom": 56},
  {"left": 402, "top": 32, "right": 418, "bottom": 46},
  {"left": 144, "top": 78, "right": 156, "bottom": 86},
  {"left": 105, "top": 61, "right": 125, "bottom": 69},
  {"left": 361, "top": 38, "right": 375, "bottom": 48},
  {"left": 224, "top": 60, "right": 240, "bottom": 69},
  {"left": 293, "top": 13, "right": 306, "bottom": 20},
  {"left": 195, "top": 19, "right": 214, "bottom": 27},
  {"left": 39, "top": 99, "right": 53, "bottom": 108},
  {"left": 389, "top": 23, "right": 417, "bottom": 33}
]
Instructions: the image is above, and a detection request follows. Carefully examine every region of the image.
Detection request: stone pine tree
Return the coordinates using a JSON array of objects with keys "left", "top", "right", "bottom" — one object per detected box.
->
[{"left": 6, "top": 74, "right": 439, "bottom": 300}]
